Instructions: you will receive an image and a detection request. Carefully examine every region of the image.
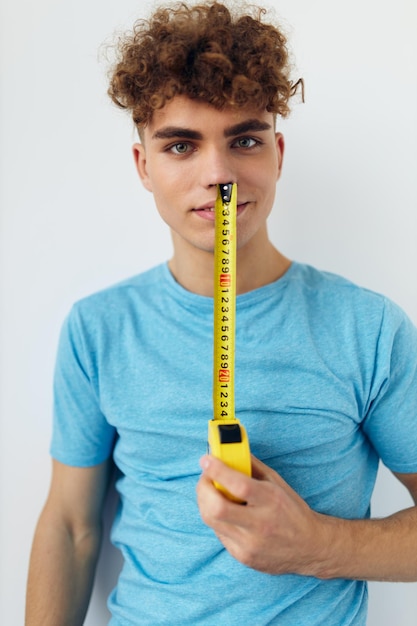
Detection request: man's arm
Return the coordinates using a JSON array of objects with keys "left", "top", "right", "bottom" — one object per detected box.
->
[
  {"left": 196, "top": 455, "right": 417, "bottom": 582},
  {"left": 25, "top": 458, "right": 113, "bottom": 626}
]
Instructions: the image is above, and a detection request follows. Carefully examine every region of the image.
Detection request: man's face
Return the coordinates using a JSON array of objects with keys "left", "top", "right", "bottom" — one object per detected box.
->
[{"left": 133, "top": 96, "right": 284, "bottom": 258}]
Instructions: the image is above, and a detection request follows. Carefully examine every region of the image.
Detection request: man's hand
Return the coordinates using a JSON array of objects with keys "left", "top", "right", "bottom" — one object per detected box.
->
[
  {"left": 197, "top": 455, "right": 417, "bottom": 582},
  {"left": 196, "top": 454, "right": 330, "bottom": 577}
]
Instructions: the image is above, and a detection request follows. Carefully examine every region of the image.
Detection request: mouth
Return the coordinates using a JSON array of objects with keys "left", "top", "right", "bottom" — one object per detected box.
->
[{"left": 192, "top": 202, "right": 248, "bottom": 220}]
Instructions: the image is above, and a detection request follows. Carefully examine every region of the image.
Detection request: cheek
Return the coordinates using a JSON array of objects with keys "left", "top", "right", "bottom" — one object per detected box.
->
[
  {"left": 246, "top": 150, "right": 279, "bottom": 184},
  {"left": 149, "top": 181, "right": 186, "bottom": 227},
  {"left": 249, "top": 162, "right": 278, "bottom": 205},
  {"left": 153, "top": 193, "right": 174, "bottom": 225},
  {"left": 149, "top": 160, "right": 191, "bottom": 198},
  {"left": 145, "top": 162, "right": 170, "bottom": 196}
]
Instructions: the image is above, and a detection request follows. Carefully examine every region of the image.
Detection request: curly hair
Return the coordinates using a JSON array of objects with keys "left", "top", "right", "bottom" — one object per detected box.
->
[{"left": 107, "top": 1, "right": 303, "bottom": 128}]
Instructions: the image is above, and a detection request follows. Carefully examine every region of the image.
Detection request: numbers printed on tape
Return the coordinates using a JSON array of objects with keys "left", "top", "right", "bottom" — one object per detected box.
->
[
  {"left": 213, "top": 184, "right": 236, "bottom": 420},
  {"left": 220, "top": 274, "right": 231, "bottom": 287}
]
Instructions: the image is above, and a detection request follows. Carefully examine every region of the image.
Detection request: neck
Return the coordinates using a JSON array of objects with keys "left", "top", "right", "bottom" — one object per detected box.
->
[{"left": 168, "top": 228, "right": 291, "bottom": 297}]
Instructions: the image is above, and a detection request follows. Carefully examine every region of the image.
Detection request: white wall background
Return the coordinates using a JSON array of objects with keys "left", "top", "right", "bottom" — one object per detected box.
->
[{"left": 1, "top": 0, "right": 416, "bottom": 624}]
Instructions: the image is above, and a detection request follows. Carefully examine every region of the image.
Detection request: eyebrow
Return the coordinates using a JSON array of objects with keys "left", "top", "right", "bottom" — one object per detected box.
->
[
  {"left": 151, "top": 118, "right": 272, "bottom": 141},
  {"left": 224, "top": 119, "right": 272, "bottom": 137},
  {"left": 152, "top": 127, "right": 203, "bottom": 141}
]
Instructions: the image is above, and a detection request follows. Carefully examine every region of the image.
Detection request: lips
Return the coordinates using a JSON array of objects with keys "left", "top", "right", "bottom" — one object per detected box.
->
[
  {"left": 192, "top": 202, "right": 248, "bottom": 216},
  {"left": 193, "top": 201, "right": 217, "bottom": 212}
]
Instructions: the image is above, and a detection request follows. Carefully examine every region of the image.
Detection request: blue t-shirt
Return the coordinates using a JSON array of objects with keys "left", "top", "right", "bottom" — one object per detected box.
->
[{"left": 51, "top": 261, "right": 417, "bottom": 625}]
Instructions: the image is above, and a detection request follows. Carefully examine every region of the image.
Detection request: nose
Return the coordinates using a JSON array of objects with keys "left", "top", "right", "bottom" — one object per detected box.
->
[{"left": 201, "top": 145, "right": 236, "bottom": 189}]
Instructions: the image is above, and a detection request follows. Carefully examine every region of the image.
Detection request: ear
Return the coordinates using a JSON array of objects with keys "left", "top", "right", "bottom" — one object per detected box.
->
[
  {"left": 132, "top": 143, "right": 153, "bottom": 192},
  {"left": 275, "top": 133, "right": 285, "bottom": 182}
]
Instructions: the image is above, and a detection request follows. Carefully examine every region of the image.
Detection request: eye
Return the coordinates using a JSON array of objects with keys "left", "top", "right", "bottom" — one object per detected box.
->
[
  {"left": 169, "top": 142, "right": 191, "bottom": 155},
  {"left": 233, "top": 136, "right": 259, "bottom": 149}
]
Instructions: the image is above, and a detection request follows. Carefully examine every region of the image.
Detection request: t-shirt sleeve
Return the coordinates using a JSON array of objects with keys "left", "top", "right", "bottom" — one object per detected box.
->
[
  {"left": 50, "top": 305, "right": 116, "bottom": 466},
  {"left": 362, "top": 299, "right": 417, "bottom": 473}
]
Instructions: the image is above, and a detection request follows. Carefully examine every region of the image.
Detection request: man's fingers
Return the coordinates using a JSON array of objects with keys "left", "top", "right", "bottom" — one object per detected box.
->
[
  {"left": 250, "top": 454, "right": 275, "bottom": 480},
  {"left": 199, "top": 454, "right": 277, "bottom": 508},
  {"left": 251, "top": 455, "right": 296, "bottom": 496},
  {"left": 199, "top": 455, "right": 255, "bottom": 504}
]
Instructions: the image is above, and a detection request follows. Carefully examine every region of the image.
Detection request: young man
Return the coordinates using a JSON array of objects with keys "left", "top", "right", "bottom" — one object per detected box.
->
[{"left": 26, "top": 2, "right": 417, "bottom": 625}]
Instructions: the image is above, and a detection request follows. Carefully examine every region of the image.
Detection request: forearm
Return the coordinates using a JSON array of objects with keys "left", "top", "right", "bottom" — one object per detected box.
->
[
  {"left": 25, "top": 508, "right": 102, "bottom": 626},
  {"left": 310, "top": 505, "right": 417, "bottom": 582}
]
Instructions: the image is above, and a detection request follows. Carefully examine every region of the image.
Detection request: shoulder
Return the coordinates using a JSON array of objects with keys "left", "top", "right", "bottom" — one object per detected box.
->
[
  {"left": 290, "top": 262, "right": 379, "bottom": 298},
  {"left": 57, "top": 264, "right": 169, "bottom": 351},
  {"left": 290, "top": 262, "right": 387, "bottom": 311},
  {"left": 70, "top": 264, "right": 166, "bottom": 319},
  {"left": 287, "top": 262, "right": 415, "bottom": 340}
]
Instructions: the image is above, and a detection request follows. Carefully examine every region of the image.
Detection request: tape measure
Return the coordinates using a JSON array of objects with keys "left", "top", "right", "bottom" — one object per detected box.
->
[{"left": 208, "top": 183, "right": 251, "bottom": 502}]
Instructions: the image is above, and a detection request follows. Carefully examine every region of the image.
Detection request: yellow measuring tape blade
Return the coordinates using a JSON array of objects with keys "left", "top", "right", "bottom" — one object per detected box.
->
[
  {"left": 213, "top": 183, "right": 237, "bottom": 420},
  {"left": 208, "top": 183, "right": 251, "bottom": 501}
]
